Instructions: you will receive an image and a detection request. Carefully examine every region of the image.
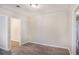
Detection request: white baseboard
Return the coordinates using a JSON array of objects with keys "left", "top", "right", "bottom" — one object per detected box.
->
[
  {"left": 21, "top": 41, "right": 30, "bottom": 45},
  {"left": 26, "top": 41, "right": 71, "bottom": 54}
]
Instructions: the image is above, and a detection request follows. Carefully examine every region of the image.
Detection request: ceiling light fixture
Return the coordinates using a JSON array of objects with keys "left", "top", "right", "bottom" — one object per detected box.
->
[
  {"left": 16, "top": 5, "right": 20, "bottom": 8},
  {"left": 30, "top": 4, "right": 40, "bottom": 8}
]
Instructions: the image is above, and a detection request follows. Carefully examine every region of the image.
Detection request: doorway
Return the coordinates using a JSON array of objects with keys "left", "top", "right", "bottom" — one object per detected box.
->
[
  {"left": 10, "top": 17, "right": 21, "bottom": 49},
  {"left": 76, "top": 16, "right": 79, "bottom": 54}
]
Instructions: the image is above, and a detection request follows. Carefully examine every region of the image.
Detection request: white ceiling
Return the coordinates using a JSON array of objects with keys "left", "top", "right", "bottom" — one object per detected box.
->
[{"left": 0, "top": 4, "right": 73, "bottom": 16}]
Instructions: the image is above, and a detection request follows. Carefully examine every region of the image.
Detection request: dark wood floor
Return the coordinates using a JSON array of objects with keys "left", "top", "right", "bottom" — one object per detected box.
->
[{"left": 0, "top": 42, "right": 70, "bottom": 55}]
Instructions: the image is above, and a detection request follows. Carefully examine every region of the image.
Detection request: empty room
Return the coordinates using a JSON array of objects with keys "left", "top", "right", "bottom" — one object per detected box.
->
[{"left": 0, "top": 4, "right": 78, "bottom": 55}]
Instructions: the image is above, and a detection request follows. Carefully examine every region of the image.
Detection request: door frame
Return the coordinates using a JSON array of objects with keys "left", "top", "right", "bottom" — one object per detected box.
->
[
  {"left": 72, "top": 5, "right": 79, "bottom": 55},
  {"left": 9, "top": 17, "right": 22, "bottom": 50}
]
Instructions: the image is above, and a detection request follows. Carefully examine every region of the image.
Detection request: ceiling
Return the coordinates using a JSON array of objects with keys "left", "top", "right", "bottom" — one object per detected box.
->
[{"left": 0, "top": 4, "right": 73, "bottom": 16}]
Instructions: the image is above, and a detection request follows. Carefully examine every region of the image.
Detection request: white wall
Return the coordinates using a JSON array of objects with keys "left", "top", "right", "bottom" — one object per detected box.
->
[
  {"left": 36, "top": 14, "right": 68, "bottom": 47},
  {"left": 0, "top": 16, "right": 9, "bottom": 50},
  {"left": 21, "top": 17, "right": 29, "bottom": 44},
  {"left": 27, "top": 8, "right": 72, "bottom": 53}
]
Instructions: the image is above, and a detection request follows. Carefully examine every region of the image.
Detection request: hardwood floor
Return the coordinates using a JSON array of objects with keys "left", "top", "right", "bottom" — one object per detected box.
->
[
  {"left": 11, "top": 42, "right": 70, "bottom": 55},
  {"left": 0, "top": 42, "right": 70, "bottom": 55},
  {"left": 11, "top": 41, "right": 19, "bottom": 49}
]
